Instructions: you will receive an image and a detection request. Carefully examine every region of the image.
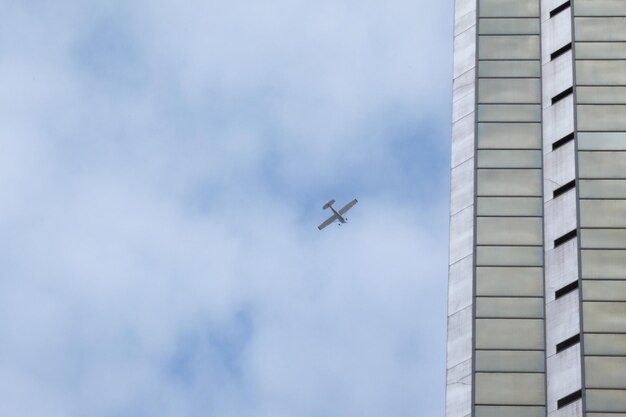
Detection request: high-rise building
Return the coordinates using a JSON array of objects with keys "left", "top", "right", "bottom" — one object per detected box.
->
[{"left": 447, "top": 1, "right": 626, "bottom": 416}]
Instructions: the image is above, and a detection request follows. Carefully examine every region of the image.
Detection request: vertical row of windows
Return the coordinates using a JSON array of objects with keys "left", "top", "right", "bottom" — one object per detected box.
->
[
  {"left": 574, "top": 0, "right": 626, "bottom": 413},
  {"left": 474, "top": 1, "right": 545, "bottom": 416}
]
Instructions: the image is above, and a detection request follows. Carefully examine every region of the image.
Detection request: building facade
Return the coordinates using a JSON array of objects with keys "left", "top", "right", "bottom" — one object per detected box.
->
[{"left": 447, "top": 1, "right": 626, "bottom": 416}]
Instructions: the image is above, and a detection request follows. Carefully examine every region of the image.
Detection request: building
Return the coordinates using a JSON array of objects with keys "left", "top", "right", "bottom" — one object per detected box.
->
[{"left": 447, "top": 0, "right": 626, "bottom": 416}]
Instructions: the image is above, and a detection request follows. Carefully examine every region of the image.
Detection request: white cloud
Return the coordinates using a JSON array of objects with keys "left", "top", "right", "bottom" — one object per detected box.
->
[{"left": 0, "top": 1, "right": 451, "bottom": 416}]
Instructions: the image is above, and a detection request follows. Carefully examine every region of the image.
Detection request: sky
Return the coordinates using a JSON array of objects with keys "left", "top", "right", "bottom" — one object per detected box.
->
[{"left": 0, "top": 1, "right": 452, "bottom": 416}]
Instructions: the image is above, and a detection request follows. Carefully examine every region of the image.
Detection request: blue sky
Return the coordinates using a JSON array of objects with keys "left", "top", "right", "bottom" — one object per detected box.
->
[{"left": 0, "top": 1, "right": 452, "bottom": 416}]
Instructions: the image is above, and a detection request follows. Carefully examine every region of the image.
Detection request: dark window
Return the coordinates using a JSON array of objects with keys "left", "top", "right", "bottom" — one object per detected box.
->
[
  {"left": 558, "top": 390, "right": 582, "bottom": 409},
  {"left": 551, "top": 43, "right": 572, "bottom": 61},
  {"left": 556, "top": 334, "right": 580, "bottom": 353},
  {"left": 552, "top": 87, "right": 574, "bottom": 105},
  {"left": 550, "top": 1, "right": 571, "bottom": 17},
  {"left": 555, "top": 280, "right": 579, "bottom": 299},
  {"left": 553, "top": 180, "right": 576, "bottom": 198},
  {"left": 552, "top": 132, "right": 575, "bottom": 150},
  {"left": 555, "top": 229, "right": 577, "bottom": 248}
]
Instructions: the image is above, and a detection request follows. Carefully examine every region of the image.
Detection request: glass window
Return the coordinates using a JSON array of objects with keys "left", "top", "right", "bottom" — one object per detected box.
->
[
  {"left": 476, "top": 297, "right": 543, "bottom": 318},
  {"left": 576, "top": 42, "right": 626, "bottom": 59},
  {"left": 582, "top": 250, "right": 626, "bottom": 279},
  {"left": 577, "top": 61, "right": 626, "bottom": 86},
  {"left": 479, "top": 79, "right": 541, "bottom": 104},
  {"left": 479, "top": 36, "right": 540, "bottom": 59},
  {"left": 579, "top": 180, "right": 626, "bottom": 198},
  {"left": 583, "top": 301, "right": 626, "bottom": 332},
  {"left": 476, "top": 267, "right": 543, "bottom": 296},
  {"left": 581, "top": 200, "right": 626, "bottom": 227},
  {"left": 476, "top": 319, "right": 544, "bottom": 349},
  {"left": 585, "top": 334, "right": 626, "bottom": 356},
  {"left": 475, "top": 373, "right": 545, "bottom": 405},
  {"left": 581, "top": 229, "right": 626, "bottom": 249},
  {"left": 575, "top": 17, "right": 626, "bottom": 41},
  {"left": 586, "top": 357, "right": 626, "bottom": 389},
  {"left": 477, "top": 123, "right": 541, "bottom": 149},
  {"left": 578, "top": 105, "right": 626, "bottom": 131},
  {"left": 479, "top": 0, "right": 540, "bottom": 17},
  {"left": 476, "top": 350, "right": 544, "bottom": 372},
  {"left": 578, "top": 86, "right": 626, "bottom": 104},
  {"left": 477, "top": 217, "right": 542, "bottom": 245},
  {"left": 479, "top": 18, "right": 540, "bottom": 35},
  {"left": 477, "top": 197, "right": 542, "bottom": 216},
  {"left": 475, "top": 406, "right": 546, "bottom": 417},
  {"left": 478, "top": 150, "right": 542, "bottom": 168},
  {"left": 478, "top": 105, "right": 541, "bottom": 122},
  {"left": 579, "top": 152, "right": 626, "bottom": 178},
  {"left": 477, "top": 246, "right": 543, "bottom": 266},
  {"left": 479, "top": 61, "right": 541, "bottom": 78},
  {"left": 575, "top": 0, "right": 626, "bottom": 17},
  {"left": 583, "top": 280, "right": 626, "bottom": 301},
  {"left": 477, "top": 169, "right": 542, "bottom": 196},
  {"left": 586, "top": 389, "right": 626, "bottom": 413},
  {"left": 579, "top": 132, "right": 626, "bottom": 150}
]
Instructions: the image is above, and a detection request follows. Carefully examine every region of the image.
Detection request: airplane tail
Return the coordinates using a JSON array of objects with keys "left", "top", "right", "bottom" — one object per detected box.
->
[{"left": 323, "top": 199, "right": 335, "bottom": 209}]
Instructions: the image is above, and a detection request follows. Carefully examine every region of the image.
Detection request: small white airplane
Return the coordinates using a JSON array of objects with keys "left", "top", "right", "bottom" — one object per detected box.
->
[{"left": 317, "top": 198, "right": 358, "bottom": 230}]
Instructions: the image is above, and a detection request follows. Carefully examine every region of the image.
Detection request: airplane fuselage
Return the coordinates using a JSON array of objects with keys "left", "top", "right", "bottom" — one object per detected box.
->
[{"left": 328, "top": 204, "right": 347, "bottom": 223}]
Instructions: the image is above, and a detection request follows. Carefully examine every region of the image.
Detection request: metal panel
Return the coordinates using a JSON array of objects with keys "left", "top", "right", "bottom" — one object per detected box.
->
[
  {"left": 545, "top": 290, "right": 580, "bottom": 356},
  {"left": 450, "top": 206, "right": 474, "bottom": 265},
  {"left": 545, "top": 238, "right": 579, "bottom": 303},
  {"left": 547, "top": 343, "right": 582, "bottom": 412},
  {"left": 448, "top": 306, "right": 473, "bottom": 369},
  {"left": 543, "top": 139, "right": 576, "bottom": 199},
  {"left": 543, "top": 95, "right": 575, "bottom": 148},
  {"left": 454, "top": 26, "right": 477, "bottom": 78},
  {"left": 449, "top": 255, "right": 474, "bottom": 315},
  {"left": 544, "top": 190, "right": 577, "bottom": 248},
  {"left": 542, "top": 51, "right": 573, "bottom": 109},
  {"left": 451, "top": 157, "right": 475, "bottom": 216},
  {"left": 453, "top": 86, "right": 476, "bottom": 123},
  {"left": 452, "top": 113, "right": 475, "bottom": 168},
  {"left": 541, "top": 7, "right": 572, "bottom": 64},
  {"left": 447, "top": 358, "right": 473, "bottom": 417}
]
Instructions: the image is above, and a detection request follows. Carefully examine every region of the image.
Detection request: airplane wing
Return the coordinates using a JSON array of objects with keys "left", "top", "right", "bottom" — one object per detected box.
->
[
  {"left": 318, "top": 214, "right": 339, "bottom": 230},
  {"left": 338, "top": 199, "right": 358, "bottom": 215}
]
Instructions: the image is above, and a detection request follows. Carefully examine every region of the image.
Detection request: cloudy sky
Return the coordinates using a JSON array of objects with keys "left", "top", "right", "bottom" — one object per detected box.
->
[{"left": 1, "top": 1, "right": 452, "bottom": 416}]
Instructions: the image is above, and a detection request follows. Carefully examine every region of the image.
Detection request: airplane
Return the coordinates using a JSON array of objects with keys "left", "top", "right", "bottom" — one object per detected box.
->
[{"left": 317, "top": 198, "right": 358, "bottom": 230}]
